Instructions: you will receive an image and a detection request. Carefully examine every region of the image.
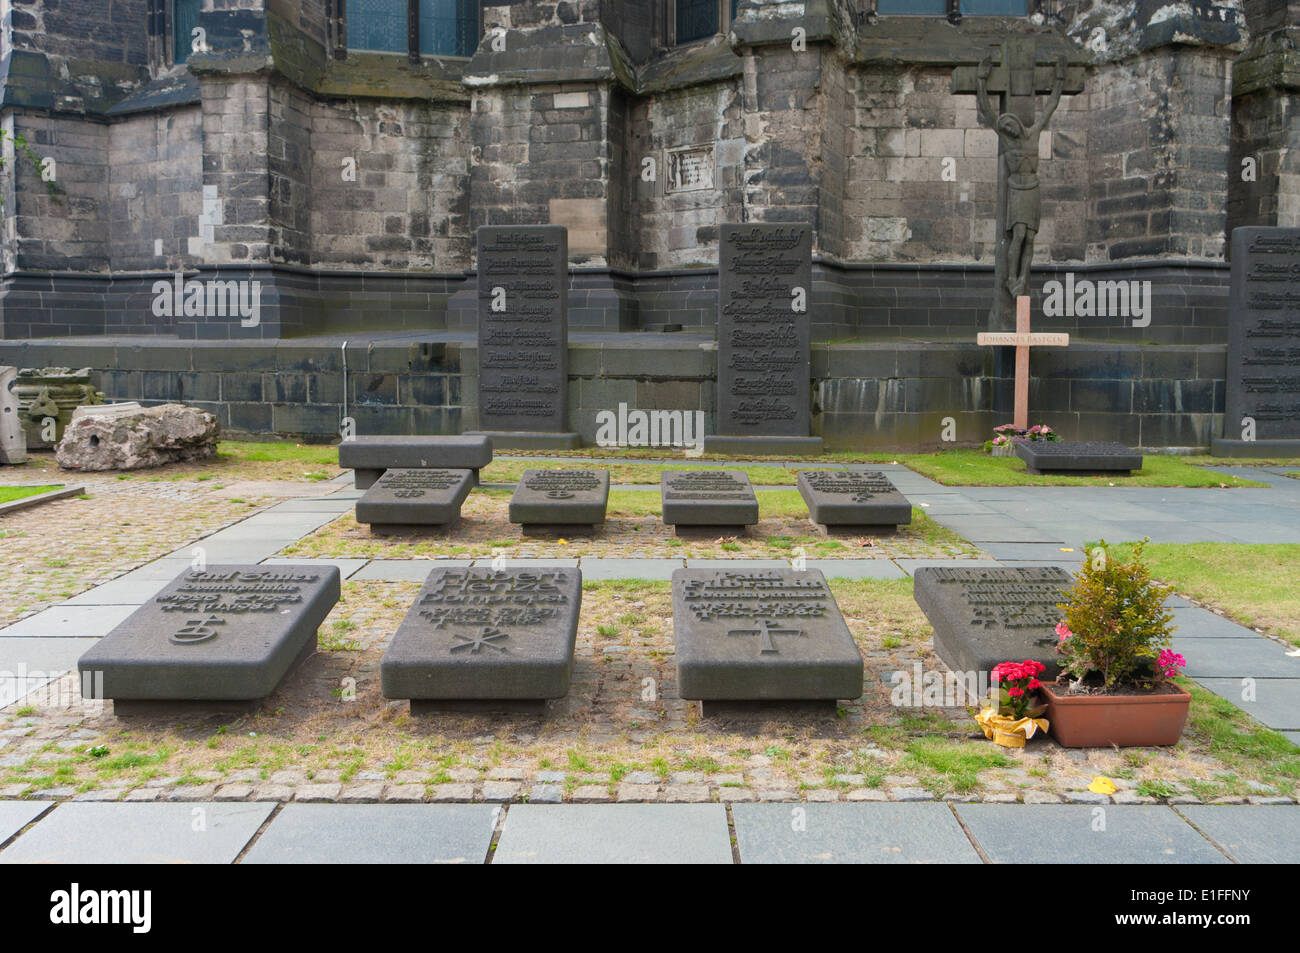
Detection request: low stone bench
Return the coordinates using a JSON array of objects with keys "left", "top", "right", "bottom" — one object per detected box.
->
[{"left": 338, "top": 435, "right": 493, "bottom": 488}]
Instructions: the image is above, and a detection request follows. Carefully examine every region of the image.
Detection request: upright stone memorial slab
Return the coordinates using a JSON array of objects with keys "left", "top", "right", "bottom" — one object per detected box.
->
[
  {"left": 78, "top": 565, "right": 341, "bottom": 710},
  {"left": 508, "top": 469, "right": 609, "bottom": 534},
  {"left": 1015, "top": 440, "right": 1142, "bottom": 475},
  {"left": 913, "top": 566, "right": 1072, "bottom": 680},
  {"left": 702, "top": 223, "right": 823, "bottom": 455},
  {"left": 355, "top": 468, "right": 473, "bottom": 535},
  {"left": 660, "top": 470, "right": 759, "bottom": 532},
  {"left": 338, "top": 434, "right": 493, "bottom": 489},
  {"left": 673, "top": 568, "right": 863, "bottom": 712},
  {"left": 797, "top": 470, "right": 912, "bottom": 532},
  {"left": 472, "top": 225, "right": 580, "bottom": 450},
  {"left": 0, "top": 367, "right": 27, "bottom": 465},
  {"left": 1213, "top": 227, "right": 1300, "bottom": 457},
  {"left": 381, "top": 567, "right": 581, "bottom": 714}
]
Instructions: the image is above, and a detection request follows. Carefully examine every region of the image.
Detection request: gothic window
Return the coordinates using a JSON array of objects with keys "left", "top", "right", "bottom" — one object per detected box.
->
[
  {"left": 173, "top": 0, "right": 201, "bottom": 63},
  {"left": 348, "top": 0, "right": 479, "bottom": 57},
  {"left": 674, "top": 0, "right": 739, "bottom": 45}
]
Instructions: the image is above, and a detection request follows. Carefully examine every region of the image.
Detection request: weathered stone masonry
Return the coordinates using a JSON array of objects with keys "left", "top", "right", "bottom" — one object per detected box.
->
[{"left": 1, "top": 1, "right": 1298, "bottom": 450}]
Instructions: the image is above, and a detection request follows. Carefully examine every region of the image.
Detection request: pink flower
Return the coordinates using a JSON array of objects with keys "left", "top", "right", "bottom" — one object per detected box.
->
[{"left": 1055, "top": 622, "right": 1072, "bottom": 641}]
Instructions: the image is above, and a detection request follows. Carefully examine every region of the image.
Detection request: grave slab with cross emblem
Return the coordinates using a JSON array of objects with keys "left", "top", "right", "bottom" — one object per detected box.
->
[
  {"left": 660, "top": 470, "right": 759, "bottom": 529},
  {"left": 77, "top": 564, "right": 341, "bottom": 702},
  {"left": 912, "top": 566, "right": 1074, "bottom": 681},
  {"left": 796, "top": 470, "right": 912, "bottom": 530},
  {"left": 672, "top": 568, "right": 863, "bottom": 702},
  {"left": 508, "top": 469, "right": 610, "bottom": 529},
  {"left": 337, "top": 434, "right": 492, "bottom": 489},
  {"left": 381, "top": 567, "right": 582, "bottom": 709},
  {"left": 354, "top": 467, "right": 473, "bottom": 534},
  {"left": 1015, "top": 441, "right": 1143, "bottom": 475}
]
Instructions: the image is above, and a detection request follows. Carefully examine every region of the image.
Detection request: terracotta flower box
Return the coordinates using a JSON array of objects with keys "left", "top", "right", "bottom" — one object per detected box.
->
[{"left": 1039, "top": 681, "right": 1191, "bottom": 748}]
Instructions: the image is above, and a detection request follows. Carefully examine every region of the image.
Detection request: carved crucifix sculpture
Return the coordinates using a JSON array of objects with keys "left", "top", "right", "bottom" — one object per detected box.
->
[{"left": 953, "top": 39, "right": 1083, "bottom": 330}]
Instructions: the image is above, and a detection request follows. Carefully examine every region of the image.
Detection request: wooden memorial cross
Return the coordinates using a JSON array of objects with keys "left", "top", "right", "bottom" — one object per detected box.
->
[{"left": 977, "top": 296, "right": 1068, "bottom": 431}]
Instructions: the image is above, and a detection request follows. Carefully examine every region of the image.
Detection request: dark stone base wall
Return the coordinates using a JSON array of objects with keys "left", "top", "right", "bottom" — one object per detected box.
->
[
  {"left": 0, "top": 336, "right": 1226, "bottom": 452},
  {"left": 1, "top": 259, "right": 1230, "bottom": 344}
]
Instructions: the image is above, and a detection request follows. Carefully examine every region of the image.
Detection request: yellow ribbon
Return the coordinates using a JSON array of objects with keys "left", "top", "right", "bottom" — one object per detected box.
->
[{"left": 975, "top": 707, "right": 1050, "bottom": 748}]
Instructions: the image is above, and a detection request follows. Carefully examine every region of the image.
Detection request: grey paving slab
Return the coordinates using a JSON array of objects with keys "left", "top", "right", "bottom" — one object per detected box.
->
[
  {"left": 0, "top": 675, "right": 58, "bottom": 710},
  {"left": 1196, "top": 678, "right": 1300, "bottom": 730},
  {"left": 980, "top": 543, "right": 1085, "bottom": 562},
  {"left": 0, "top": 802, "right": 275, "bottom": 864},
  {"left": 242, "top": 804, "right": 496, "bottom": 864},
  {"left": 806, "top": 559, "right": 907, "bottom": 580},
  {"left": 1213, "top": 522, "right": 1300, "bottom": 543},
  {"left": 63, "top": 576, "right": 173, "bottom": 605},
  {"left": 470, "top": 558, "right": 580, "bottom": 569},
  {"left": 0, "top": 801, "right": 51, "bottom": 844},
  {"left": 955, "top": 805, "right": 1228, "bottom": 864},
  {"left": 1173, "top": 637, "right": 1300, "bottom": 678},
  {"left": 1179, "top": 805, "right": 1300, "bottom": 864},
  {"left": 1171, "top": 608, "right": 1262, "bottom": 639},
  {"left": 683, "top": 559, "right": 793, "bottom": 569},
  {"left": 0, "top": 637, "right": 98, "bottom": 674},
  {"left": 110, "top": 558, "right": 195, "bottom": 583},
  {"left": 493, "top": 804, "right": 732, "bottom": 864},
  {"left": 169, "top": 541, "right": 294, "bottom": 562},
  {"left": 1284, "top": 731, "right": 1300, "bottom": 747},
  {"left": 260, "top": 557, "right": 369, "bottom": 580},
  {"left": 575, "top": 558, "right": 684, "bottom": 580},
  {"left": 929, "top": 517, "right": 1062, "bottom": 543},
  {"left": 1165, "top": 595, "right": 1194, "bottom": 608},
  {"left": 350, "top": 559, "right": 472, "bottom": 581},
  {"left": 892, "top": 559, "right": 1003, "bottom": 577},
  {"left": 0, "top": 605, "right": 137, "bottom": 638},
  {"left": 732, "top": 802, "right": 981, "bottom": 864},
  {"left": 261, "top": 499, "right": 356, "bottom": 513}
]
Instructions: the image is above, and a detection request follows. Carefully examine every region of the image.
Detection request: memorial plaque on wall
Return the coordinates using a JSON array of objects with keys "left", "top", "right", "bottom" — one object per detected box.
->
[
  {"left": 476, "top": 225, "right": 569, "bottom": 434},
  {"left": 1224, "top": 227, "right": 1300, "bottom": 444},
  {"left": 716, "top": 223, "right": 812, "bottom": 437}
]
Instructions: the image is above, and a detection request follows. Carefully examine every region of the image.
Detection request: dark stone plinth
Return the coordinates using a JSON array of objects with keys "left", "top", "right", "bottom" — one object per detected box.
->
[
  {"left": 509, "top": 469, "right": 609, "bottom": 528},
  {"left": 338, "top": 435, "right": 492, "bottom": 489},
  {"left": 354, "top": 468, "right": 473, "bottom": 529},
  {"left": 381, "top": 567, "right": 581, "bottom": 702},
  {"left": 702, "top": 435, "right": 824, "bottom": 455},
  {"left": 673, "top": 568, "right": 864, "bottom": 701},
  {"left": 469, "top": 430, "right": 582, "bottom": 451},
  {"left": 661, "top": 470, "right": 758, "bottom": 527},
  {"left": 1210, "top": 437, "right": 1300, "bottom": 458},
  {"left": 912, "top": 566, "right": 1072, "bottom": 680},
  {"left": 1015, "top": 441, "right": 1143, "bottom": 474},
  {"left": 715, "top": 223, "right": 814, "bottom": 441},
  {"left": 698, "top": 699, "right": 839, "bottom": 718},
  {"left": 1219, "top": 227, "right": 1300, "bottom": 452},
  {"left": 78, "top": 565, "right": 341, "bottom": 701},
  {"left": 476, "top": 225, "right": 572, "bottom": 436},
  {"left": 797, "top": 470, "right": 912, "bottom": 528}
]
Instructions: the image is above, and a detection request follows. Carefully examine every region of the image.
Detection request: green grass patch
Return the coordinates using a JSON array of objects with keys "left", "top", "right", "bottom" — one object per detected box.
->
[
  {"left": 904, "top": 738, "right": 1013, "bottom": 795},
  {"left": 0, "top": 485, "right": 60, "bottom": 504},
  {"left": 1184, "top": 681, "right": 1300, "bottom": 795},
  {"left": 218, "top": 441, "right": 339, "bottom": 466}
]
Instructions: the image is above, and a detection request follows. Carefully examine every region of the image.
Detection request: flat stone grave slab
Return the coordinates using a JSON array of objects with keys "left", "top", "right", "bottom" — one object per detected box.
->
[
  {"left": 796, "top": 470, "right": 912, "bottom": 531},
  {"left": 0, "top": 802, "right": 274, "bottom": 864},
  {"left": 242, "top": 804, "right": 496, "bottom": 864},
  {"left": 354, "top": 468, "right": 473, "bottom": 535},
  {"left": 508, "top": 468, "right": 609, "bottom": 532},
  {"left": 1179, "top": 805, "right": 1300, "bottom": 864},
  {"left": 673, "top": 567, "right": 863, "bottom": 706},
  {"left": 1015, "top": 441, "right": 1143, "bottom": 475},
  {"left": 381, "top": 566, "right": 581, "bottom": 712},
  {"left": 77, "top": 565, "right": 340, "bottom": 704},
  {"left": 913, "top": 565, "right": 1073, "bottom": 679},
  {"left": 493, "top": 804, "right": 732, "bottom": 864},
  {"left": 337, "top": 435, "right": 492, "bottom": 489},
  {"left": 660, "top": 470, "right": 759, "bottom": 531},
  {"left": 954, "top": 805, "right": 1227, "bottom": 864},
  {"left": 732, "top": 803, "right": 981, "bottom": 864}
]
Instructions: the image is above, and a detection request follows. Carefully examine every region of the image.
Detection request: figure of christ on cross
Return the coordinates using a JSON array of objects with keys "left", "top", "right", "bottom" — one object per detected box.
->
[
  {"left": 977, "top": 296, "right": 1069, "bottom": 431},
  {"left": 976, "top": 52, "right": 1067, "bottom": 299}
]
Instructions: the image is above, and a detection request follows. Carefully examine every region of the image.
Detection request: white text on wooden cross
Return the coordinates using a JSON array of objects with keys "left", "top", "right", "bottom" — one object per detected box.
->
[{"left": 976, "top": 296, "right": 1068, "bottom": 430}]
